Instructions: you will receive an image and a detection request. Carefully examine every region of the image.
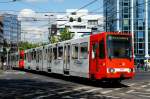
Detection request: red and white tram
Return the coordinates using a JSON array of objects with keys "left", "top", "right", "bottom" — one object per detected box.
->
[{"left": 10, "top": 32, "right": 135, "bottom": 82}]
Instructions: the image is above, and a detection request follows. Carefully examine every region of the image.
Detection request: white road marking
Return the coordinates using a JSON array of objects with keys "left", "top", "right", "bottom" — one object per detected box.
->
[
  {"left": 58, "top": 90, "right": 72, "bottom": 94},
  {"left": 83, "top": 88, "right": 103, "bottom": 93},
  {"left": 36, "top": 94, "right": 55, "bottom": 99},
  {"left": 131, "top": 91, "right": 150, "bottom": 95},
  {"left": 73, "top": 88, "right": 102, "bottom": 96},
  {"left": 114, "top": 88, "right": 122, "bottom": 91},
  {"left": 49, "top": 88, "right": 67, "bottom": 92},
  {"left": 101, "top": 90, "right": 113, "bottom": 94},
  {"left": 137, "top": 94, "right": 150, "bottom": 98},
  {"left": 146, "top": 89, "right": 150, "bottom": 92},
  {"left": 126, "top": 90, "right": 135, "bottom": 93},
  {"left": 58, "top": 86, "right": 91, "bottom": 94},
  {"left": 128, "top": 83, "right": 136, "bottom": 86},
  {"left": 141, "top": 85, "right": 147, "bottom": 88},
  {"left": 148, "top": 83, "right": 150, "bottom": 85},
  {"left": 73, "top": 86, "right": 91, "bottom": 91},
  {"left": 94, "top": 94, "right": 120, "bottom": 99},
  {"left": 106, "top": 95, "right": 121, "bottom": 99}
]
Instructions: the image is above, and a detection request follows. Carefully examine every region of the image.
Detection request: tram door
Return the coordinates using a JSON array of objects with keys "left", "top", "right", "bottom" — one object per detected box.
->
[
  {"left": 90, "top": 41, "right": 99, "bottom": 77},
  {"left": 90, "top": 39, "right": 106, "bottom": 78},
  {"left": 48, "top": 46, "right": 52, "bottom": 72},
  {"left": 63, "top": 43, "right": 70, "bottom": 74}
]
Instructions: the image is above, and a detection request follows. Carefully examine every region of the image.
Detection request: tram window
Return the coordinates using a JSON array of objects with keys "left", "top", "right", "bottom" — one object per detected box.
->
[
  {"left": 28, "top": 52, "right": 31, "bottom": 62},
  {"left": 99, "top": 40, "right": 105, "bottom": 59},
  {"left": 53, "top": 47, "right": 57, "bottom": 60},
  {"left": 48, "top": 47, "right": 52, "bottom": 62},
  {"left": 37, "top": 51, "right": 39, "bottom": 62},
  {"left": 44, "top": 49, "right": 47, "bottom": 60},
  {"left": 58, "top": 46, "right": 63, "bottom": 59},
  {"left": 33, "top": 51, "right": 36, "bottom": 60},
  {"left": 20, "top": 55, "right": 24, "bottom": 59},
  {"left": 31, "top": 52, "right": 34, "bottom": 60},
  {"left": 92, "top": 43, "right": 98, "bottom": 58},
  {"left": 72, "top": 44, "right": 78, "bottom": 59},
  {"left": 80, "top": 42, "right": 88, "bottom": 59},
  {"left": 24, "top": 53, "right": 26, "bottom": 60},
  {"left": 39, "top": 50, "right": 42, "bottom": 60}
]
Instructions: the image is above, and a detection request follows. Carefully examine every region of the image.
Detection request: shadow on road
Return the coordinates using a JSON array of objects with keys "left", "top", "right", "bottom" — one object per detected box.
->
[
  {"left": 22, "top": 69, "right": 129, "bottom": 89},
  {"left": 0, "top": 79, "right": 72, "bottom": 99}
]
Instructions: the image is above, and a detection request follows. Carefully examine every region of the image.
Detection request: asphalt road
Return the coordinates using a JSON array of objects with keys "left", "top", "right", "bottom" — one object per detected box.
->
[{"left": 0, "top": 70, "right": 150, "bottom": 99}]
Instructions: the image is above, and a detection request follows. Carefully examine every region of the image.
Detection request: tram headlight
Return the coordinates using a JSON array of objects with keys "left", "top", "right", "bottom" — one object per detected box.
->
[{"left": 109, "top": 68, "right": 115, "bottom": 73}]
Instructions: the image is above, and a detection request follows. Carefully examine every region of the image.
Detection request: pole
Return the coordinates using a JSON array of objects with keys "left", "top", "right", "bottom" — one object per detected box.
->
[{"left": 6, "top": 50, "right": 8, "bottom": 70}]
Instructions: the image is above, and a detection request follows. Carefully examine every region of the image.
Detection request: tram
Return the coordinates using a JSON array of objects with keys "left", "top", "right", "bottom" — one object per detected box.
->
[{"left": 10, "top": 32, "right": 135, "bottom": 82}]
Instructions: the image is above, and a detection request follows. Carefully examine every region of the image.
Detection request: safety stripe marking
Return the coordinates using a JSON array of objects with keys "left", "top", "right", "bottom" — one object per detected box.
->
[
  {"left": 73, "top": 88, "right": 102, "bottom": 96},
  {"left": 58, "top": 86, "right": 91, "bottom": 94},
  {"left": 137, "top": 95, "right": 150, "bottom": 98},
  {"left": 131, "top": 91, "right": 150, "bottom": 95},
  {"left": 101, "top": 90, "right": 113, "bottom": 94},
  {"left": 126, "top": 90, "right": 135, "bottom": 93}
]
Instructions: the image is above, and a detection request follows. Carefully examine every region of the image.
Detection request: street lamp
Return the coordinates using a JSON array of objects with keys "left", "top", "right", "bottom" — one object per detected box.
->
[{"left": 45, "top": 14, "right": 54, "bottom": 43}]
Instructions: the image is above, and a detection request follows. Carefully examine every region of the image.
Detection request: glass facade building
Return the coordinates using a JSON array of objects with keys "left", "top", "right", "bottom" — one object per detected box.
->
[
  {"left": 0, "top": 14, "right": 21, "bottom": 52},
  {"left": 104, "top": 0, "right": 150, "bottom": 63}
]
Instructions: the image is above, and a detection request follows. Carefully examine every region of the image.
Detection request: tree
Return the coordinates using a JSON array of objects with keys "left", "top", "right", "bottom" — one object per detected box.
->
[
  {"left": 50, "top": 36, "right": 59, "bottom": 44},
  {"left": 59, "top": 28, "right": 74, "bottom": 41},
  {"left": 19, "top": 42, "right": 39, "bottom": 50}
]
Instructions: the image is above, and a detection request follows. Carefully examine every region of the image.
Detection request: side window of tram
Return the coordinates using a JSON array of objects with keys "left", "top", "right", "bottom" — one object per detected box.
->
[
  {"left": 24, "top": 53, "right": 26, "bottom": 60},
  {"left": 44, "top": 49, "right": 47, "bottom": 60},
  {"left": 20, "top": 55, "right": 24, "bottom": 60},
  {"left": 33, "top": 51, "right": 36, "bottom": 60},
  {"left": 99, "top": 40, "right": 105, "bottom": 59},
  {"left": 80, "top": 42, "right": 88, "bottom": 59},
  {"left": 72, "top": 44, "right": 79, "bottom": 59},
  {"left": 92, "top": 43, "right": 98, "bottom": 59},
  {"left": 58, "top": 46, "right": 63, "bottom": 60},
  {"left": 53, "top": 47, "right": 57, "bottom": 60}
]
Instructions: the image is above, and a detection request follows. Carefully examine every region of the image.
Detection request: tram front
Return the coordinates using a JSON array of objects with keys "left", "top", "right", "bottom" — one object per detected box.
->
[{"left": 105, "top": 33, "right": 135, "bottom": 80}]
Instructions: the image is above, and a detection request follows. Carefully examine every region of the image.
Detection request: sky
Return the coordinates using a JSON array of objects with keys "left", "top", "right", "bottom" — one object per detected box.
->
[
  {"left": 0, "top": 0, "right": 103, "bottom": 43},
  {"left": 0, "top": 0, "right": 103, "bottom": 13}
]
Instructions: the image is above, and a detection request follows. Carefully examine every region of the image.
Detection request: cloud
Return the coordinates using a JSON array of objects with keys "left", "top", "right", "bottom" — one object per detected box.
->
[
  {"left": 18, "top": 9, "right": 36, "bottom": 20},
  {"left": 19, "top": 9, "right": 49, "bottom": 43}
]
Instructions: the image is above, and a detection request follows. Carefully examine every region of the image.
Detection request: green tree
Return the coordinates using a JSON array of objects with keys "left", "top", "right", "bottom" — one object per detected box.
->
[
  {"left": 59, "top": 28, "right": 74, "bottom": 41},
  {"left": 19, "top": 42, "right": 39, "bottom": 50},
  {"left": 50, "top": 36, "right": 59, "bottom": 44}
]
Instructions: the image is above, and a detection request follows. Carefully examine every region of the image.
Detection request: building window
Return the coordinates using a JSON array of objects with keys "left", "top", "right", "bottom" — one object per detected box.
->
[
  {"left": 88, "top": 20, "right": 98, "bottom": 25},
  {"left": 138, "top": 31, "right": 144, "bottom": 38}
]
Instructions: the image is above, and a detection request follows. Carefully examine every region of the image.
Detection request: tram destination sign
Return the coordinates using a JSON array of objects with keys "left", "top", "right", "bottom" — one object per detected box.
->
[{"left": 108, "top": 35, "right": 130, "bottom": 41}]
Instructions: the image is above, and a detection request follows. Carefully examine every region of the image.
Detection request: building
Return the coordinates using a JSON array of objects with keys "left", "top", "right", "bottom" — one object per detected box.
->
[
  {"left": 50, "top": 9, "right": 103, "bottom": 39},
  {"left": 0, "top": 16, "right": 4, "bottom": 55},
  {"left": 0, "top": 14, "right": 21, "bottom": 53},
  {"left": 104, "top": 0, "right": 150, "bottom": 63}
]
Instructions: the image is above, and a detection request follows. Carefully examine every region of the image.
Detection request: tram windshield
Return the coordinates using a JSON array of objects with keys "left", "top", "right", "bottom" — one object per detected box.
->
[{"left": 107, "top": 35, "right": 132, "bottom": 58}]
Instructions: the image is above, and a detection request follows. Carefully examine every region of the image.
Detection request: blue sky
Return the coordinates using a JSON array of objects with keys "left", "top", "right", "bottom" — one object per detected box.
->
[
  {"left": 0, "top": 0, "right": 103, "bottom": 43},
  {"left": 0, "top": 0, "right": 103, "bottom": 14}
]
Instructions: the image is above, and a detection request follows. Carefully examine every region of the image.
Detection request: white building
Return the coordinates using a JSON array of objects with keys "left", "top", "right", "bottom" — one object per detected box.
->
[{"left": 51, "top": 9, "right": 103, "bottom": 39}]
